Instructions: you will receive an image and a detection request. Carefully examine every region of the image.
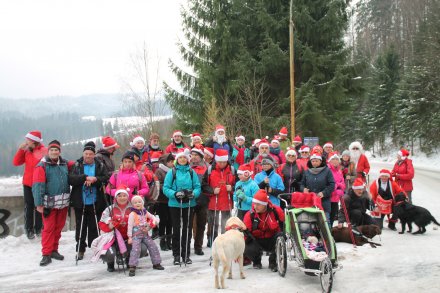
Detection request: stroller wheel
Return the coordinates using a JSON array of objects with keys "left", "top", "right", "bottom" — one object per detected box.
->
[
  {"left": 276, "top": 235, "right": 287, "bottom": 277},
  {"left": 320, "top": 257, "right": 333, "bottom": 293}
]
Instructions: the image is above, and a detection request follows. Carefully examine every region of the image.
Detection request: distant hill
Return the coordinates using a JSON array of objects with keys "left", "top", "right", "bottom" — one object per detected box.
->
[{"left": 0, "top": 94, "right": 171, "bottom": 118}]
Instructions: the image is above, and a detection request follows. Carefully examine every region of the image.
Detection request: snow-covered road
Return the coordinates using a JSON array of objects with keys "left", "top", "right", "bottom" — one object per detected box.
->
[{"left": 1, "top": 162, "right": 440, "bottom": 293}]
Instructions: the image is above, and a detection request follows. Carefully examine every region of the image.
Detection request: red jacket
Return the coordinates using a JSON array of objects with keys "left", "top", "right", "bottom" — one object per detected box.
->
[
  {"left": 296, "top": 158, "right": 309, "bottom": 171},
  {"left": 370, "top": 179, "right": 405, "bottom": 203},
  {"left": 355, "top": 154, "right": 370, "bottom": 182},
  {"left": 99, "top": 204, "right": 131, "bottom": 239},
  {"left": 12, "top": 144, "right": 48, "bottom": 187},
  {"left": 207, "top": 165, "right": 235, "bottom": 211},
  {"left": 244, "top": 203, "right": 285, "bottom": 239},
  {"left": 391, "top": 159, "right": 414, "bottom": 192},
  {"left": 165, "top": 142, "right": 189, "bottom": 155}
]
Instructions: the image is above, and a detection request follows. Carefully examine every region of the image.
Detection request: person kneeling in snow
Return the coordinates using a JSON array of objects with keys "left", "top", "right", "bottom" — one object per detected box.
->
[
  {"left": 243, "top": 190, "right": 285, "bottom": 272},
  {"left": 127, "top": 195, "right": 164, "bottom": 276}
]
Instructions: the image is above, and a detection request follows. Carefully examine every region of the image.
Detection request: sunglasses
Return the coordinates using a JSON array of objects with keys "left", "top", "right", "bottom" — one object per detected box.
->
[
  {"left": 286, "top": 154, "right": 296, "bottom": 157},
  {"left": 352, "top": 148, "right": 359, "bottom": 150}
]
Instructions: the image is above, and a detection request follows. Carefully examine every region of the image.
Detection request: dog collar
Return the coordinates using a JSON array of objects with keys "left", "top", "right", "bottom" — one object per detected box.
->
[
  {"left": 225, "top": 224, "right": 243, "bottom": 232},
  {"left": 394, "top": 201, "right": 405, "bottom": 206}
]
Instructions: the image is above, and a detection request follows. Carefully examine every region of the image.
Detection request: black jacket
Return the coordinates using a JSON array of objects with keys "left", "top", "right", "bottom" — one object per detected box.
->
[
  {"left": 338, "top": 189, "right": 370, "bottom": 223},
  {"left": 280, "top": 162, "right": 303, "bottom": 193},
  {"left": 69, "top": 157, "right": 109, "bottom": 210}
]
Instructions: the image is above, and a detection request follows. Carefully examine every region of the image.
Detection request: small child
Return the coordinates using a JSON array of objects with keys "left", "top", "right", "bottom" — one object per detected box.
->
[
  {"left": 127, "top": 195, "right": 164, "bottom": 276},
  {"left": 233, "top": 163, "right": 259, "bottom": 220}
]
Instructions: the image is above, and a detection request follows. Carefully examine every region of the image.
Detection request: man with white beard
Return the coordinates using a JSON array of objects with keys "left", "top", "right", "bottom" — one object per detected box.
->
[
  {"left": 204, "top": 125, "right": 233, "bottom": 160},
  {"left": 349, "top": 141, "right": 370, "bottom": 183}
]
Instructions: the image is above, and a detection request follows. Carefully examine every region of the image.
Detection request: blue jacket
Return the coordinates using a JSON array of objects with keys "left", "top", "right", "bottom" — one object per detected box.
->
[
  {"left": 233, "top": 178, "right": 260, "bottom": 211},
  {"left": 254, "top": 169, "right": 285, "bottom": 206},
  {"left": 163, "top": 164, "right": 201, "bottom": 208}
]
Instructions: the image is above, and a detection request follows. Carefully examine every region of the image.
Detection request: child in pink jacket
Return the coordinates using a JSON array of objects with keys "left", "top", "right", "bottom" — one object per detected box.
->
[{"left": 327, "top": 152, "right": 346, "bottom": 227}]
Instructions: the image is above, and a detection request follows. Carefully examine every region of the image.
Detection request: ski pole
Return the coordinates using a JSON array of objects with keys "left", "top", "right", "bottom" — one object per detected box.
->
[
  {"left": 185, "top": 203, "right": 191, "bottom": 267},
  {"left": 179, "top": 198, "right": 183, "bottom": 267},
  {"left": 76, "top": 204, "right": 85, "bottom": 265}
]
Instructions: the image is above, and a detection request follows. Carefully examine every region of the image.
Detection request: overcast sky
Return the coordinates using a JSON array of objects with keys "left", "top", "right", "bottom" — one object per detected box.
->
[{"left": 0, "top": 0, "right": 183, "bottom": 99}]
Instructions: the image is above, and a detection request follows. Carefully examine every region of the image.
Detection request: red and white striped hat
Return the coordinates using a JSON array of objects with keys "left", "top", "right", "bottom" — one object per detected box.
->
[
  {"left": 215, "top": 149, "right": 229, "bottom": 162},
  {"left": 25, "top": 130, "right": 43, "bottom": 143}
]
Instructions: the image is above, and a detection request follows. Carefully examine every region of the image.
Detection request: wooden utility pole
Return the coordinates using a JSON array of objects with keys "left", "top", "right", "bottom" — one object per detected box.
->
[{"left": 289, "top": 0, "right": 296, "bottom": 141}]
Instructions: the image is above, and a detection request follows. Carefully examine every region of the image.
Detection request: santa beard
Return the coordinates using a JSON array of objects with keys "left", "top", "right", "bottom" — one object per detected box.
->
[
  {"left": 350, "top": 150, "right": 361, "bottom": 165},
  {"left": 216, "top": 134, "right": 226, "bottom": 145}
]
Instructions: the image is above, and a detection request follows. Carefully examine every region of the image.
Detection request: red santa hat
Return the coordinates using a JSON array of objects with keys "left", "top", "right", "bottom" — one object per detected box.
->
[
  {"left": 327, "top": 151, "right": 340, "bottom": 162},
  {"left": 252, "top": 189, "right": 269, "bottom": 206},
  {"left": 312, "top": 145, "right": 323, "bottom": 154},
  {"left": 271, "top": 136, "right": 280, "bottom": 145},
  {"left": 191, "top": 133, "right": 202, "bottom": 141},
  {"left": 379, "top": 169, "right": 392, "bottom": 178},
  {"left": 130, "top": 135, "right": 145, "bottom": 147},
  {"left": 279, "top": 127, "right": 288, "bottom": 136},
  {"left": 172, "top": 130, "right": 183, "bottom": 138},
  {"left": 310, "top": 151, "right": 322, "bottom": 161},
  {"left": 150, "top": 152, "right": 162, "bottom": 163},
  {"left": 258, "top": 138, "right": 270, "bottom": 149},
  {"left": 101, "top": 136, "right": 119, "bottom": 150},
  {"left": 25, "top": 130, "right": 43, "bottom": 143},
  {"left": 293, "top": 135, "right": 302, "bottom": 143},
  {"left": 323, "top": 142, "right": 333, "bottom": 149},
  {"left": 215, "top": 125, "right": 225, "bottom": 134},
  {"left": 191, "top": 147, "right": 204, "bottom": 158},
  {"left": 299, "top": 145, "right": 310, "bottom": 153},
  {"left": 352, "top": 178, "right": 365, "bottom": 190},
  {"left": 115, "top": 184, "right": 130, "bottom": 197},
  {"left": 237, "top": 163, "right": 253, "bottom": 177},
  {"left": 349, "top": 141, "right": 363, "bottom": 151},
  {"left": 175, "top": 148, "right": 191, "bottom": 161},
  {"left": 204, "top": 147, "right": 215, "bottom": 158},
  {"left": 215, "top": 149, "right": 229, "bottom": 162},
  {"left": 398, "top": 149, "right": 409, "bottom": 159},
  {"left": 235, "top": 135, "right": 245, "bottom": 142},
  {"left": 285, "top": 147, "right": 297, "bottom": 158},
  {"left": 252, "top": 138, "right": 261, "bottom": 147},
  {"left": 131, "top": 195, "right": 145, "bottom": 205}
]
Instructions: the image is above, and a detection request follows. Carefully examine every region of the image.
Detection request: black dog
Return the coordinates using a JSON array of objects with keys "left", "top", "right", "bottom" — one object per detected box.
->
[{"left": 392, "top": 193, "right": 440, "bottom": 234}]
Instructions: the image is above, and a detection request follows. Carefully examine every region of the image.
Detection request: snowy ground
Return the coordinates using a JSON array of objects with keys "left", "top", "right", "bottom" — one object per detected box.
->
[{"left": 1, "top": 163, "right": 440, "bottom": 293}]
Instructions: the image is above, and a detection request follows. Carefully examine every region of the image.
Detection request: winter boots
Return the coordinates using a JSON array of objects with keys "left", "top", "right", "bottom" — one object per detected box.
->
[
  {"left": 129, "top": 266, "right": 136, "bottom": 277},
  {"left": 40, "top": 255, "right": 52, "bottom": 266},
  {"left": 153, "top": 263, "right": 165, "bottom": 270},
  {"left": 173, "top": 256, "right": 181, "bottom": 265},
  {"left": 160, "top": 237, "right": 168, "bottom": 251},
  {"left": 76, "top": 251, "right": 84, "bottom": 261},
  {"left": 269, "top": 262, "right": 278, "bottom": 272},
  {"left": 194, "top": 249, "right": 204, "bottom": 256},
  {"left": 51, "top": 251, "right": 64, "bottom": 261},
  {"left": 107, "top": 262, "right": 115, "bottom": 272},
  {"left": 27, "top": 230, "right": 35, "bottom": 240}
]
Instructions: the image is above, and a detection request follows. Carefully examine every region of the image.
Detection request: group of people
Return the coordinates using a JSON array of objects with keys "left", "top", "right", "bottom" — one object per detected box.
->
[{"left": 12, "top": 126, "right": 414, "bottom": 276}]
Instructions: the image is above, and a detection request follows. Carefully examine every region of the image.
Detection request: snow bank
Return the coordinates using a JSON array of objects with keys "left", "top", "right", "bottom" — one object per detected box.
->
[{"left": 0, "top": 176, "right": 22, "bottom": 197}]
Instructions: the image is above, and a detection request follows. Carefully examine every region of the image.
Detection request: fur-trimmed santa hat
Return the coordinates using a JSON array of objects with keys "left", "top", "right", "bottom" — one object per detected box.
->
[
  {"left": 398, "top": 149, "right": 410, "bottom": 160},
  {"left": 25, "top": 130, "right": 43, "bottom": 143},
  {"left": 130, "top": 135, "right": 145, "bottom": 147}
]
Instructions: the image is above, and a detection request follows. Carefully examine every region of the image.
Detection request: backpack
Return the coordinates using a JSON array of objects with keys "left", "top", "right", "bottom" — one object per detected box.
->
[
  {"left": 249, "top": 206, "right": 282, "bottom": 231},
  {"left": 206, "top": 163, "right": 235, "bottom": 185}
]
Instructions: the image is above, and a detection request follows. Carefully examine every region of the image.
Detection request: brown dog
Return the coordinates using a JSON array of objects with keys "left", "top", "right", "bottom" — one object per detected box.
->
[{"left": 332, "top": 224, "right": 382, "bottom": 248}]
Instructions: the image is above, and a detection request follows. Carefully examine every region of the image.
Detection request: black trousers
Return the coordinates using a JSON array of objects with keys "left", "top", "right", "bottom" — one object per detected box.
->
[
  {"left": 156, "top": 203, "right": 173, "bottom": 238},
  {"left": 192, "top": 204, "right": 208, "bottom": 251},
  {"left": 350, "top": 210, "right": 375, "bottom": 227},
  {"left": 244, "top": 234, "right": 280, "bottom": 265},
  {"left": 74, "top": 206, "right": 99, "bottom": 252},
  {"left": 23, "top": 185, "right": 42, "bottom": 233},
  {"left": 170, "top": 206, "right": 195, "bottom": 259},
  {"left": 330, "top": 202, "right": 339, "bottom": 228}
]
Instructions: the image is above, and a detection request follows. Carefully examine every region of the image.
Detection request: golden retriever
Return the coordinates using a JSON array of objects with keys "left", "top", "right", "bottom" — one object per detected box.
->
[{"left": 212, "top": 216, "right": 247, "bottom": 289}]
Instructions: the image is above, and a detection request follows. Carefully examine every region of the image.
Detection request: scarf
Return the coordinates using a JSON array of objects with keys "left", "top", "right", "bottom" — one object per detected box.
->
[
  {"left": 234, "top": 145, "right": 245, "bottom": 165},
  {"left": 309, "top": 166, "right": 325, "bottom": 175},
  {"left": 130, "top": 207, "right": 147, "bottom": 215}
]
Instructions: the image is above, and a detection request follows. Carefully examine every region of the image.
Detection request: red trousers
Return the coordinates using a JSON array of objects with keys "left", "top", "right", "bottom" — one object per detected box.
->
[{"left": 41, "top": 207, "right": 68, "bottom": 255}]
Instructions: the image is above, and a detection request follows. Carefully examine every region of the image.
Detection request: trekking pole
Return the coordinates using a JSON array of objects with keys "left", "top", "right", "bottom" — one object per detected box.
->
[
  {"left": 91, "top": 188, "right": 101, "bottom": 237},
  {"left": 179, "top": 198, "right": 183, "bottom": 267},
  {"left": 210, "top": 194, "right": 219, "bottom": 248},
  {"left": 184, "top": 203, "right": 191, "bottom": 267},
  {"left": 76, "top": 204, "right": 86, "bottom": 265},
  {"left": 340, "top": 197, "right": 357, "bottom": 248}
]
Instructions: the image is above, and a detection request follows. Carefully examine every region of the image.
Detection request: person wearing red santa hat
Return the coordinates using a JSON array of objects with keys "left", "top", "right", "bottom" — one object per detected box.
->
[
  {"left": 369, "top": 169, "right": 406, "bottom": 230},
  {"left": 13, "top": 130, "right": 48, "bottom": 239},
  {"left": 204, "top": 124, "right": 234, "bottom": 160},
  {"left": 130, "top": 135, "right": 152, "bottom": 171},
  {"left": 203, "top": 149, "right": 235, "bottom": 248},
  {"left": 349, "top": 141, "right": 370, "bottom": 183},
  {"left": 322, "top": 142, "right": 334, "bottom": 161},
  {"left": 165, "top": 130, "right": 189, "bottom": 156},
  {"left": 296, "top": 145, "right": 310, "bottom": 171},
  {"left": 96, "top": 136, "right": 120, "bottom": 177},
  {"left": 243, "top": 189, "right": 285, "bottom": 271},
  {"left": 233, "top": 163, "right": 259, "bottom": 220},
  {"left": 337, "top": 178, "right": 375, "bottom": 229},
  {"left": 278, "top": 127, "right": 291, "bottom": 151},
  {"left": 231, "top": 134, "right": 251, "bottom": 170},
  {"left": 277, "top": 147, "right": 303, "bottom": 193},
  {"left": 391, "top": 149, "right": 414, "bottom": 203},
  {"left": 249, "top": 138, "right": 278, "bottom": 178},
  {"left": 147, "top": 132, "right": 163, "bottom": 159},
  {"left": 190, "top": 133, "right": 204, "bottom": 150},
  {"left": 203, "top": 147, "right": 215, "bottom": 167},
  {"left": 292, "top": 135, "right": 303, "bottom": 153},
  {"left": 269, "top": 136, "right": 286, "bottom": 165}
]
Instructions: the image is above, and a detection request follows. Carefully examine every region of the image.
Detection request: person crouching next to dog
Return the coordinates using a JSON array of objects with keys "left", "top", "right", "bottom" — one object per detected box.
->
[
  {"left": 337, "top": 178, "right": 375, "bottom": 229},
  {"left": 369, "top": 169, "right": 406, "bottom": 230},
  {"left": 233, "top": 163, "right": 259, "bottom": 220},
  {"left": 32, "top": 140, "right": 74, "bottom": 266},
  {"left": 243, "top": 190, "right": 284, "bottom": 271},
  {"left": 127, "top": 195, "right": 164, "bottom": 276}
]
